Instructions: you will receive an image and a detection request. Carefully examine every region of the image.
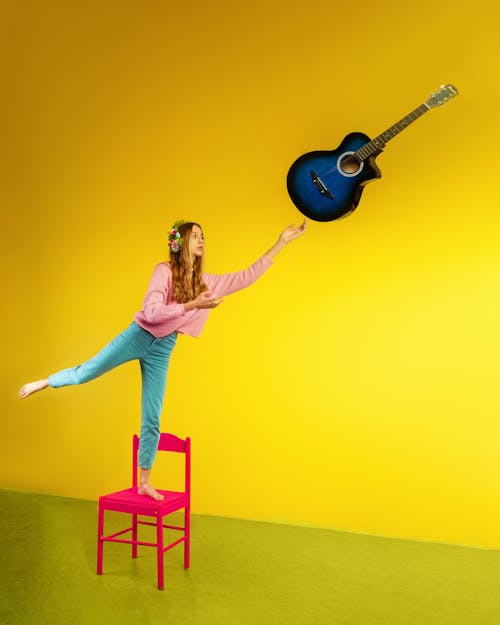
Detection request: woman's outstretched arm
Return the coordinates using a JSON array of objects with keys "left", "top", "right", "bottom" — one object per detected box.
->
[{"left": 204, "top": 220, "right": 307, "bottom": 298}]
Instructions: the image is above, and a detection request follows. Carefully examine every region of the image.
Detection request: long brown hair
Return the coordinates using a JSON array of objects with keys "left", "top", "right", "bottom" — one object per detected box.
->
[{"left": 169, "top": 222, "right": 207, "bottom": 303}]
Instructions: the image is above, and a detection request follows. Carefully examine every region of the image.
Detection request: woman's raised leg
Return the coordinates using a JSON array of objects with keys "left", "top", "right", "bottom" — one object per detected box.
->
[{"left": 18, "top": 323, "right": 147, "bottom": 398}]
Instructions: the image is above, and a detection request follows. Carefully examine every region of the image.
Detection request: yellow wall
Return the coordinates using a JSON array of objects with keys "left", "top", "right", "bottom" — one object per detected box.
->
[{"left": 2, "top": 0, "right": 500, "bottom": 548}]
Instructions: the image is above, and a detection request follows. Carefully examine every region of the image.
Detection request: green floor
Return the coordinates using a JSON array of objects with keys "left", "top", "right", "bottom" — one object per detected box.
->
[{"left": 1, "top": 489, "right": 499, "bottom": 625}]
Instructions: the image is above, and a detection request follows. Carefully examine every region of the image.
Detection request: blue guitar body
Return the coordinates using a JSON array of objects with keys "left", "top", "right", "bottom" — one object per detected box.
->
[{"left": 287, "top": 132, "right": 381, "bottom": 222}]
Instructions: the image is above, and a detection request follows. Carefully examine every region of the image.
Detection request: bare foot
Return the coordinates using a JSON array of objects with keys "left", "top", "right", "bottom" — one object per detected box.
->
[
  {"left": 138, "top": 482, "right": 164, "bottom": 501},
  {"left": 18, "top": 379, "right": 49, "bottom": 399}
]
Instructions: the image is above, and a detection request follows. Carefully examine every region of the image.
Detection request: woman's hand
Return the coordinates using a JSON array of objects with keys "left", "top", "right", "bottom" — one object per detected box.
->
[
  {"left": 264, "top": 220, "right": 307, "bottom": 261},
  {"left": 185, "top": 291, "right": 224, "bottom": 312},
  {"left": 279, "top": 220, "right": 307, "bottom": 244}
]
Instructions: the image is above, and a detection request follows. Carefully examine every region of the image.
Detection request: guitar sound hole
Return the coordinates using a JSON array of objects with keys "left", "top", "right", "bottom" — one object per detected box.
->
[{"left": 339, "top": 155, "right": 361, "bottom": 174}]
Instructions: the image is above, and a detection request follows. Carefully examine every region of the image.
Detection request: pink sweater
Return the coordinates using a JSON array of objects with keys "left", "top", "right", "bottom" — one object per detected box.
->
[{"left": 133, "top": 255, "right": 273, "bottom": 338}]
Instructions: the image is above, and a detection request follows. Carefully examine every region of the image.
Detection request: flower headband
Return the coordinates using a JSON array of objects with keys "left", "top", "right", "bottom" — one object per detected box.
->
[{"left": 168, "top": 220, "right": 187, "bottom": 253}]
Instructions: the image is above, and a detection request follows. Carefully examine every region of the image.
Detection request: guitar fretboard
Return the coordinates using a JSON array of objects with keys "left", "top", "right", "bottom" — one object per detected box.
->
[{"left": 355, "top": 104, "right": 430, "bottom": 160}]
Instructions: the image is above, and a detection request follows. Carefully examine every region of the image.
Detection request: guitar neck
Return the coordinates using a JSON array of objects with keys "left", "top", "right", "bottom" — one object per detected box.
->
[{"left": 355, "top": 103, "right": 430, "bottom": 160}]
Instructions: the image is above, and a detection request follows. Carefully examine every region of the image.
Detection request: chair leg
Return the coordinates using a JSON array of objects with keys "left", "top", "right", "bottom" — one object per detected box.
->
[
  {"left": 97, "top": 505, "right": 104, "bottom": 575},
  {"left": 184, "top": 506, "right": 190, "bottom": 569},
  {"left": 157, "top": 514, "right": 164, "bottom": 590},
  {"left": 132, "top": 513, "right": 138, "bottom": 558}
]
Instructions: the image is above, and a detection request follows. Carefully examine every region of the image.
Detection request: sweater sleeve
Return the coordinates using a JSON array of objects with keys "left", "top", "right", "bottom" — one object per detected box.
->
[
  {"left": 204, "top": 255, "right": 273, "bottom": 297},
  {"left": 140, "top": 263, "right": 186, "bottom": 324}
]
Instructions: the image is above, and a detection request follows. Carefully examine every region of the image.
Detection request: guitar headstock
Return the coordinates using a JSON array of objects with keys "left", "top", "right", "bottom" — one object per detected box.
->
[{"left": 426, "top": 84, "right": 459, "bottom": 108}]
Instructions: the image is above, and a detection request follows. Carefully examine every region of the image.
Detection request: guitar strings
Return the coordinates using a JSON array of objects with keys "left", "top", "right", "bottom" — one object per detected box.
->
[{"left": 306, "top": 92, "right": 456, "bottom": 183}]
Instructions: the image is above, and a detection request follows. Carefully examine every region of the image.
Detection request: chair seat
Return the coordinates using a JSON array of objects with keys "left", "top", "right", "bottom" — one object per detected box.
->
[{"left": 99, "top": 488, "right": 187, "bottom": 516}]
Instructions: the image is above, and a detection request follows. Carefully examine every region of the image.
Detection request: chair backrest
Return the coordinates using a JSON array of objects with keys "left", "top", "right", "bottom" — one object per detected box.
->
[
  {"left": 132, "top": 433, "right": 191, "bottom": 492},
  {"left": 157, "top": 433, "right": 187, "bottom": 453}
]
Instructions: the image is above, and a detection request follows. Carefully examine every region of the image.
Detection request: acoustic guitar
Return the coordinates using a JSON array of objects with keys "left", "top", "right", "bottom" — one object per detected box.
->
[{"left": 287, "top": 84, "right": 459, "bottom": 222}]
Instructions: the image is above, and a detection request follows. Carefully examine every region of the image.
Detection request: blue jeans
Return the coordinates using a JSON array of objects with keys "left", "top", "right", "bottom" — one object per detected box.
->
[{"left": 48, "top": 322, "right": 177, "bottom": 469}]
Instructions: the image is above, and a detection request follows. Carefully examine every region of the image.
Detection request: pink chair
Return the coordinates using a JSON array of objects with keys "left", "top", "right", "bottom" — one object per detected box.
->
[{"left": 97, "top": 433, "right": 191, "bottom": 590}]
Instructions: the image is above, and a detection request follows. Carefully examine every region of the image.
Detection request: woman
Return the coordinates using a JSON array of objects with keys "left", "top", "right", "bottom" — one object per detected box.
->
[{"left": 19, "top": 219, "right": 307, "bottom": 500}]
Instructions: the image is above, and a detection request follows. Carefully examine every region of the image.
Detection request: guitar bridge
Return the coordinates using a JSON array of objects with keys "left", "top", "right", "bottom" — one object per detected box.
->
[{"left": 310, "top": 170, "right": 334, "bottom": 200}]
